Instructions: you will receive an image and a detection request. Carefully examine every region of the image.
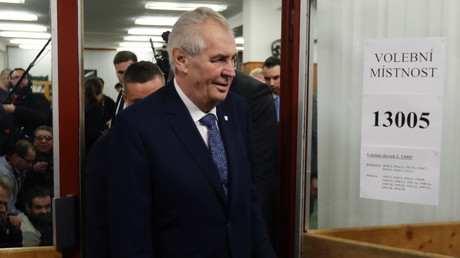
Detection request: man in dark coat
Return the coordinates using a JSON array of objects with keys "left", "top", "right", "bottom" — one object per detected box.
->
[
  {"left": 230, "top": 70, "right": 279, "bottom": 246},
  {"left": 107, "top": 7, "right": 276, "bottom": 258},
  {"left": 1, "top": 68, "right": 51, "bottom": 138}
]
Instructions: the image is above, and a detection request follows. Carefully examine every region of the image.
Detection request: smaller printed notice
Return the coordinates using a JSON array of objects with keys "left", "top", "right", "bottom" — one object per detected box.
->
[{"left": 360, "top": 146, "right": 440, "bottom": 205}]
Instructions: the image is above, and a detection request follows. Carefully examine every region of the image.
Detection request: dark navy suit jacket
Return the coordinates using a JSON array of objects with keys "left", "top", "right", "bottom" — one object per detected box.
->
[
  {"left": 84, "top": 129, "right": 112, "bottom": 258},
  {"left": 108, "top": 81, "right": 275, "bottom": 258}
]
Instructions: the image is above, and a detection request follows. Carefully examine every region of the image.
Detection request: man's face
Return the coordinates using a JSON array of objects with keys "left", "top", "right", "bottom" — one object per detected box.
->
[
  {"left": 10, "top": 69, "right": 30, "bottom": 89},
  {"left": 0, "top": 186, "right": 8, "bottom": 220},
  {"left": 115, "top": 60, "right": 135, "bottom": 83},
  {"left": 175, "top": 20, "right": 237, "bottom": 112},
  {"left": 26, "top": 196, "right": 51, "bottom": 223},
  {"left": 123, "top": 77, "right": 164, "bottom": 107},
  {"left": 12, "top": 148, "right": 36, "bottom": 170},
  {"left": 34, "top": 130, "right": 53, "bottom": 155},
  {"left": 263, "top": 65, "right": 281, "bottom": 96}
]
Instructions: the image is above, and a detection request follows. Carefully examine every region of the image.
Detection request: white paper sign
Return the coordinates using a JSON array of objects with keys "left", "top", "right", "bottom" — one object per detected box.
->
[{"left": 360, "top": 37, "right": 445, "bottom": 205}]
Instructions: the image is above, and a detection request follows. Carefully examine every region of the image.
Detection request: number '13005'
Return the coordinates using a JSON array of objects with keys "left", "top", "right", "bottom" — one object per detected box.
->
[{"left": 373, "top": 111, "right": 430, "bottom": 129}]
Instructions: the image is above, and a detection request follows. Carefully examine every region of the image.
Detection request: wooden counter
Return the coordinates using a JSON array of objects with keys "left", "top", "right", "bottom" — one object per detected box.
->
[{"left": 303, "top": 221, "right": 460, "bottom": 257}]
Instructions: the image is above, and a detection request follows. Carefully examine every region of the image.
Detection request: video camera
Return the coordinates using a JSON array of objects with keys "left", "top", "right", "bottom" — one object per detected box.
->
[{"left": 152, "top": 31, "right": 171, "bottom": 81}]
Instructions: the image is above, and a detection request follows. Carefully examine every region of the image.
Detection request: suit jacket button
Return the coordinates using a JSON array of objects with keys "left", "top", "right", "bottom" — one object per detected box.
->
[{"left": 227, "top": 222, "right": 232, "bottom": 229}]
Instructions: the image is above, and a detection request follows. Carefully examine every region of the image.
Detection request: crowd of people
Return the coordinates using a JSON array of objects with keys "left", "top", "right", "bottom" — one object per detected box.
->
[{"left": 0, "top": 67, "right": 53, "bottom": 247}]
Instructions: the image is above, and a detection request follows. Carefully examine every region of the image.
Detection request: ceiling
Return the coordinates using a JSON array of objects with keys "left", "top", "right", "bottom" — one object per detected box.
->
[{"left": 0, "top": 0, "right": 242, "bottom": 49}]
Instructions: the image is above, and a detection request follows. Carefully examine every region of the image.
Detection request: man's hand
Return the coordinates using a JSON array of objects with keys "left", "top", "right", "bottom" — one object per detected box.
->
[
  {"left": 2, "top": 104, "right": 15, "bottom": 114},
  {"left": 7, "top": 215, "right": 21, "bottom": 230},
  {"left": 34, "top": 161, "right": 48, "bottom": 173}
]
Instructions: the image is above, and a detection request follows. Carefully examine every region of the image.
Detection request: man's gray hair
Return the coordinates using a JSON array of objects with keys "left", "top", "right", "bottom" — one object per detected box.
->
[{"left": 167, "top": 7, "right": 232, "bottom": 74}]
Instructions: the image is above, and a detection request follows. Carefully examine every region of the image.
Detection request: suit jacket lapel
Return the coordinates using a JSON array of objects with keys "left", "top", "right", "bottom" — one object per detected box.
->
[
  {"left": 163, "top": 82, "right": 228, "bottom": 206},
  {"left": 216, "top": 100, "right": 240, "bottom": 209}
]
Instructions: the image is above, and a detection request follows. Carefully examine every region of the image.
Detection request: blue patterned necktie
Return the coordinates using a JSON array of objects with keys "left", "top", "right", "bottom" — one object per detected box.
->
[{"left": 199, "top": 114, "right": 229, "bottom": 196}]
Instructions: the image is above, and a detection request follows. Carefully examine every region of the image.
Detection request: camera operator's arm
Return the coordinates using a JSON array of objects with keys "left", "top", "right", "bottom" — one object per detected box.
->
[{"left": 12, "top": 94, "right": 50, "bottom": 128}]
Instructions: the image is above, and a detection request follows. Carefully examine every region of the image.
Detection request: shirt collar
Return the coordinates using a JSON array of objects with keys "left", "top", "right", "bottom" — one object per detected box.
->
[{"left": 174, "top": 78, "right": 217, "bottom": 124}]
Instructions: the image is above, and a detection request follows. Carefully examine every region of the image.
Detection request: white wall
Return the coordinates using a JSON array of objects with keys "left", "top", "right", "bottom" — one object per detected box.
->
[
  {"left": 243, "top": 0, "right": 282, "bottom": 62},
  {"left": 0, "top": 43, "right": 6, "bottom": 70},
  {"left": 228, "top": 12, "right": 243, "bottom": 31}
]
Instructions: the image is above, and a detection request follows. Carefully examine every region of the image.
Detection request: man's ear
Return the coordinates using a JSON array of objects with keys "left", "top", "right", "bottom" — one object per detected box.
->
[
  {"left": 25, "top": 203, "right": 30, "bottom": 213},
  {"left": 172, "top": 47, "right": 188, "bottom": 74},
  {"left": 122, "top": 91, "right": 127, "bottom": 106},
  {"left": 11, "top": 154, "right": 19, "bottom": 164}
]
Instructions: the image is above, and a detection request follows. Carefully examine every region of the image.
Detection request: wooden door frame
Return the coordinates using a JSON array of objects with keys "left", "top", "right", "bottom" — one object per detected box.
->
[
  {"left": 54, "top": 0, "right": 82, "bottom": 257},
  {"left": 278, "top": 0, "right": 308, "bottom": 257}
]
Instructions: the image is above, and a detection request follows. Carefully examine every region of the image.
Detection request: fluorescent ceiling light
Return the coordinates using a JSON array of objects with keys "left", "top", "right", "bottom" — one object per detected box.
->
[
  {"left": 119, "top": 42, "right": 163, "bottom": 48},
  {"left": 10, "top": 39, "right": 48, "bottom": 44},
  {"left": 145, "top": 2, "right": 227, "bottom": 12},
  {"left": 19, "top": 44, "right": 51, "bottom": 50},
  {"left": 0, "top": 23, "right": 46, "bottom": 32},
  {"left": 0, "top": 0, "right": 25, "bottom": 3},
  {"left": 135, "top": 17, "right": 178, "bottom": 26},
  {"left": 0, "top": 11, "right": 38, "bottom": 21},
  {"left": 236, "top": 46, "right": 244, "bottom": 51},
  {"left": 0, "top": 31, "right": 50, "bottom": 38},
  {"left": 123, "top": 36, "right": 164, "bottom": 42},
  {"left": 235, "top": 37, "right": 244, "bottom": 45},
  {"left": 128, "top": 27, "right": 171, "bottom": 36}
]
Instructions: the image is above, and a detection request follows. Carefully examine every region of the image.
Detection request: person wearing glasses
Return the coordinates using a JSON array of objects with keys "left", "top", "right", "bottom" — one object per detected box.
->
[
  {"left": 0, "top": 139, "right": 36, "bottom": 215},
  {"left": 23, "top": 126, "right": 54, "bottom": 196}
]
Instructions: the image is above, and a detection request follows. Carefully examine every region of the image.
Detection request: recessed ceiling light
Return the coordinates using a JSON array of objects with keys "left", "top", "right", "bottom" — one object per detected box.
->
[
  {"left": 123, "top": 36, "right": 164, "bottom": 42},
  {"left": 0, "top": 31, "right": 50, "bottom": 38},
  {"left": 145, "top": 2, "right": 227, "bottom": 12},
  {"left": 135, "top": 17, "right": 178, "bottom": 26},
  {"left": 10, "top": 38, "right": 48, "bottom": 44},
  {"left": 19, "top": 44, "right": 51, "bottom": 50},
  {"left": 128, "top": 27, "right": 171, "bottom": 36},
  {"left": 0, "top": 0, "right": 25, "bottom": 3},
  {"left": 0, "top": 11, "right": 38, "bottom": 21},
  {"left": 0, "top": 23, "right": 46, "bottom": 32}
]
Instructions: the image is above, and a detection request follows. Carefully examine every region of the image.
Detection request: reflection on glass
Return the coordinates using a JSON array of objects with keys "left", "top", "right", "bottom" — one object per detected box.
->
[{"left": 0, "top": 0, "right": 53, "bottom": 248}]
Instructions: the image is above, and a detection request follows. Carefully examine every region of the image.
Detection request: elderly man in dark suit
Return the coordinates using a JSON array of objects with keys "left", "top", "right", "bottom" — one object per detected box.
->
[{"left": 108, "top": 7, "right": 276, "bottom": 258}]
